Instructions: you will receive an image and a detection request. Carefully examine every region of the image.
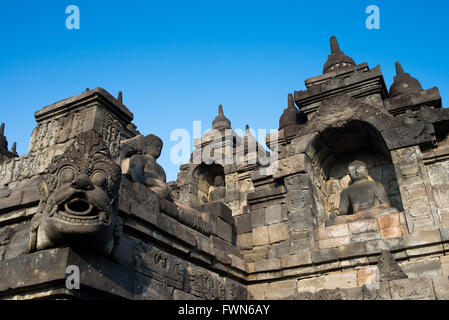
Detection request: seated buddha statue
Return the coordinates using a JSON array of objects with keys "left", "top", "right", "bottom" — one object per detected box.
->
[
  {"left": 120, "top": 134, "right": 170, "bottom": 199},
  {"left": 120, "top": 134, "right": 210, "bottom": 232},
  {"left": 207, "top": 175, "right": 226, "bottom": 202},
  {"left": 330, "top": 160, "right": 391, "bottom": 219}
]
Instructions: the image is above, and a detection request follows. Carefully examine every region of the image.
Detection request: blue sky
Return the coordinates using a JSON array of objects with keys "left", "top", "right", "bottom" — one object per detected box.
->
[{"left": 1, "top": 1, "right": 448, "bottom": 181}]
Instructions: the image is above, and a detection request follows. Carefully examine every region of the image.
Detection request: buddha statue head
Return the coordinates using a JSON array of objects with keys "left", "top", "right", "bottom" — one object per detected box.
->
[
  {"left": 208, "top": 175, "right": 226, "bottom": 202},
  {"left": 348, "top": 160, "right": 369, "bottom": 182},
  {"left": 214, "top": 175, "right": 224, "bottom": 187},
  {"left": 143, "top": 134, "right": 163, "bottom": 160}
]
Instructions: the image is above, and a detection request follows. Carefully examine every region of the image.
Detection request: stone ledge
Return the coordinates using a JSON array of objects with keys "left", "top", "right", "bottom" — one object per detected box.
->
[
  {"left": 0, "top": 189, "right": 24, "bottom": 213},
  {"left": 120, "top": 190, "right": 242, "bottom": 264},
  {"left": 325, "top": 207, "right": 400, "bottom": 227},
  {"left": 0, "top": 208, "right": 28, "bottom": 224},
  {"left": 124, "top": 214, "right": 247, "bottom": 280},
  {"left": 403, "top": 230, "right": 442, "bottom": 248},
  {"left": 385, "top": 87, "right": 442, "bottom": 116},
  {"left": 199, "top": 202, "right": 234, "bottom": 225},
  {"left": 247, "top": 187, "right": 286, "bottom": 203},
  {"left": 34, "top": 87, "right": 133, "bottom": 123},
  {"left": 244, "top": 238, "right": 449, "bottom": 283},
  {"left": 0, "top": 247, "right": 135, "bottom": 299},
  {"left": 249, "top": 264, "right": 448, "bottom": 300},
  {"left": 0, "top": 244, "right": 250, "bottom": 300},
  {"left": 406, "top": 244, "right": 444, "bottom": 258},
  {"left": 254, "top": 257, "right": 281, "bottom": 272},
  {"left": 365, "top": 237, "right": 405, "bottom": 254},
  {"left": 280, "top": 250, "right": 312, "bottom": 269},
  {"left": 265, "top": 275, "right": 445, "bottom": 300}
]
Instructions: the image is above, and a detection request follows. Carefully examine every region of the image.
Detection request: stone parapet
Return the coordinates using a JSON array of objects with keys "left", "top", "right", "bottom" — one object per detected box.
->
[{"left": 0, "top": 246, "right": 250, "bottom": 300}]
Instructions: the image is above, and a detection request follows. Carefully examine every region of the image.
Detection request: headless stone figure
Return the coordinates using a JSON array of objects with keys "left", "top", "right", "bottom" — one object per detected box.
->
[
  {"left": 330, "top": 160, "right": 390, "bottom": 219},
  {"left": 120, "top": 134, "right": 170, "bottom": 199},
  {"left": 208, "top": 175, "right": 226, "bottom": 202}
]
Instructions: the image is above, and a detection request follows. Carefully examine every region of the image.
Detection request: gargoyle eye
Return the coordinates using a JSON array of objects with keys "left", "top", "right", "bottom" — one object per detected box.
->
[
  {"left": 91, "top": 170, "right": 107, "bottom": 188},
  {"left": 60, "top": 167, "right": 75, "bottom": 184}
]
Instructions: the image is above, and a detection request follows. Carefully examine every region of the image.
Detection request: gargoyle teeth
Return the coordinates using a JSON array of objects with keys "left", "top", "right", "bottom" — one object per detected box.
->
[{"left": 54, "top": 211, "right": 103, "bottom": 224}]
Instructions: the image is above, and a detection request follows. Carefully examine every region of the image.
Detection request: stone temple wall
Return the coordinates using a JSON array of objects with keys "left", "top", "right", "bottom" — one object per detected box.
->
[
  {"left": 1, "top": 37, "right": 449, "bottom": 300},
  {"left": 234, "top": 42, "right": 449, "bottom": 299},
  {"left": 0, "top": 88, "right": 249, "bottom": 300},
  {"left": 0, "top": 88, "right": 137, "bottom": 187}
]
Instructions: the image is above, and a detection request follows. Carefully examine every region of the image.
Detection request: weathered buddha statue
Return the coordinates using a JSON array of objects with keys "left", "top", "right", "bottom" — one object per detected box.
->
[
  {"left": 120, "top": 134, "right": 170, "bottom": 199},
  {"left": 120, "top": 133, "right": 210, "bottom": 233},
  {"left": 29, "top": 130, "right": 122, "bottom": 256},
  {"left": 208, "top": 175, "right": 226, "bottom": 202},
  {"left": 330, "top": 160, "right": 391, "bottom": 219}
]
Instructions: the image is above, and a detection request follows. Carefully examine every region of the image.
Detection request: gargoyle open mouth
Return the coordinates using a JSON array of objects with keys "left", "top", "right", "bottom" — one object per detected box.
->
[
  {"left": 64, "top": 198, "right": 94, "bottom": 216},
  {"left": 29, "top": 130, "right": 121, "bottom": 255},
  {"left": 55, "top": 194, "right": 107, "bottom": 224}
]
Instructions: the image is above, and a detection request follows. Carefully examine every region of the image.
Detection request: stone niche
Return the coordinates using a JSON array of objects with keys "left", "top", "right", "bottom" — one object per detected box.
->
[
  {"left": 192, "top": 163, "right": 225, "bottom": 206},
  {"left": 303, "top": 120, "right": 403, "bottom": 226}
]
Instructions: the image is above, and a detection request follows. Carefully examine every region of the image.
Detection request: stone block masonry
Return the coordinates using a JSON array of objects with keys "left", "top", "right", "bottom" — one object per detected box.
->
[{"left": 2, "top": 36, "right": 449, "bottom": 300}]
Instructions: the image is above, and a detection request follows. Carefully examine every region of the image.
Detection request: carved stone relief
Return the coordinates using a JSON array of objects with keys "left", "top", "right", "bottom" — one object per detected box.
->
[
  {"left": 391, "top": 146, "right": 436, "bottom": 231},
  {"left": 187, "top": 265, "right": 225, "bottom": 300},
  {"left": 135, "top": 241, "right": 187, "bottom": 290},
  {"left": 377, "top": 250, "right": 407, "bottom": 282},
  {"left": 225, "top": 278, "right": 248, "bottom": 300},
  {"left": 427, "top": 161, "right": 449, "bottom": 209},
  {"left": 389, "top": 278, "right": 435, "bottom": 300}
]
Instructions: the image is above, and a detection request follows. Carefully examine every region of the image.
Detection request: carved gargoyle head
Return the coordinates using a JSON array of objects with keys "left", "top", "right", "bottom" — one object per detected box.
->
[{"left": 29, "top": 130, "right": 122, "bottom": 256}]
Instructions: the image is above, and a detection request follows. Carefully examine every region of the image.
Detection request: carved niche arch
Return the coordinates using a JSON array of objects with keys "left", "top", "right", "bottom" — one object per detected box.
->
[
  {"left": 191, "top": 162, "right": 225, "bottom": 205},
  {"left": 298, "top": 94, "right": 404, "bottom": 225},
  {"left": 297, "top": 94, "right": 397, "bottom": 136}
]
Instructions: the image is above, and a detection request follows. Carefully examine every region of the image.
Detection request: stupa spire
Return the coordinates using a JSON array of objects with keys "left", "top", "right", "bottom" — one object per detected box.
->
[
  {"left": 288, "top": 93, "right": 295, "bottom": 109},
  {"left": 395, "top": 61, "right": 405, "bottom": 76},
  {"left": 212, "top": 104, "right": 231, "bottom": 130},
  {"left": 323, "top": 36, "right": 356, "bottom": 74},
  {"left": 330, "top": 36, "right": 341, "bottom": 54},
  {"left": 389, "top": 61, "right": 423, "bottom": 97}
]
